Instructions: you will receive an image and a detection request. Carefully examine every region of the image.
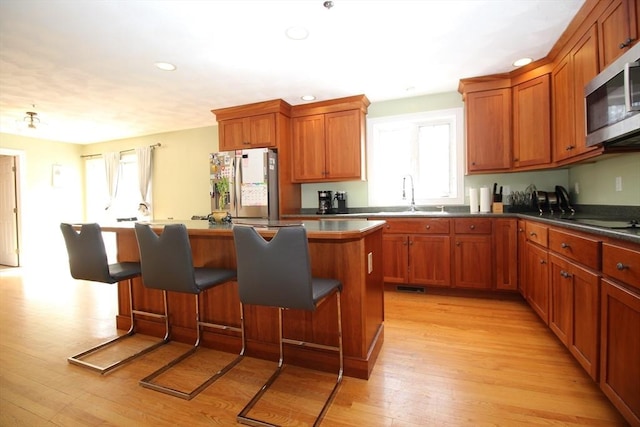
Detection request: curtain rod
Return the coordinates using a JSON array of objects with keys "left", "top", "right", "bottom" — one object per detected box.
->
[{"left": 80, "top": 143, "right": 161, "bottom": 159}]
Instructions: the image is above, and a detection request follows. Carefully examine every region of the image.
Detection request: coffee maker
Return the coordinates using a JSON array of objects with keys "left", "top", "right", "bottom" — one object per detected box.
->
[
  {"left": 334, "top": 191, "right": 348, "bottom": 214},
  {"left": 317, "top": 190, "right": 334, "bottom": 214}
]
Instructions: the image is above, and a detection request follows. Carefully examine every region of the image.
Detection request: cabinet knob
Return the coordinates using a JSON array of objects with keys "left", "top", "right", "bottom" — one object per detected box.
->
[
  {"left": 616, "top": 262, "right": 629, "bottom": 271},
  {"left": 566, "top": 145, "right": 575, "bottom": 151},
  {"left": 561, "top": 242, "right": 570, "bottom": 249},
  {"left": 513, "top": 157, "right": 519, "bottom": 162},
  {"left": 560, "top": 270, "right": 571, "bottom": 278},
  {"left": 385, "top": 224, "right": 390, "bottom": 229},
  {"left": 456, "top": 242, "right": 461, "bottom": 247},
  {"left": 408, "top": 240, "right": 413, "bottom": 246},
  {"left": 469, "top": 225, "right": 476, "bottom": 230},
  {"left": 425, "top": 225, "right": 431, "bottom": 230},
  {"left": 243, "top": 141, "right": 251, "bottom": 145},
  {"left": 518, "top": 228, "right": 524, "bottom": 232},
  {"left": 540, "top": 259, "right": 546, "bottom": 264},
  {"left": 529, "top": 231, "right": 537, "bottom": 237}
]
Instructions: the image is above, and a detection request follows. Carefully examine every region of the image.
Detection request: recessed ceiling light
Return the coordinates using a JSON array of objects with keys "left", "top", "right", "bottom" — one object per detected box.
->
[
  {"left": 154, "top": 62, "right": 177, "bottom": 71},
  {"left": 513, "top": 57, "right": 533, "bottom": 67},
  {"left": 301, "top": 95, "right": 316, "bottom": 101},
  {"left": 285, "top": 26, "right": 309, "bottom": 40}
]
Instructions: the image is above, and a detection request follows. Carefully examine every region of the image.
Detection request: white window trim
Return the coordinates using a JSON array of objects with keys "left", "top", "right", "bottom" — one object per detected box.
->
[{"left": 366, "top": 107, "right": 465, "bottom": 207}]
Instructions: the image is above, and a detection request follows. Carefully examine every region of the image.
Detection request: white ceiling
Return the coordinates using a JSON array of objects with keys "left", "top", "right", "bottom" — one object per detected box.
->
[{"left": 0, "top": 0, "right": 585, "bottom": 144}]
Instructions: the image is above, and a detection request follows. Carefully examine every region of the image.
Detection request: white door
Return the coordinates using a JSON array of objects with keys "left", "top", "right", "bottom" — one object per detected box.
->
[{"left": 0, "top": 155, "right": 19, "bottom": 266}]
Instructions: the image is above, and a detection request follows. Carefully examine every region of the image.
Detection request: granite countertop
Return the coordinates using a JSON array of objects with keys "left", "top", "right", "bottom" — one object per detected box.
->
[
  {"left": 98, "top": 218, "right": 386, "bottom": 240},
  {"left": 283, "top": 207, "right": 640, "bottom": 244}
]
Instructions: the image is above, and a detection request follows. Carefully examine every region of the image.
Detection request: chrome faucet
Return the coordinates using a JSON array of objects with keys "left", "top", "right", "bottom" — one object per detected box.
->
[{"left": 402, "top": 175, "right": 416, "bottom": 211}]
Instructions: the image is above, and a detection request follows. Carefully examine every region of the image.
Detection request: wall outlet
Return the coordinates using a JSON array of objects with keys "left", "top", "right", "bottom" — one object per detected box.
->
[
  {"left": 615, "top": 176, "right": 623, "bottom": 192},
  {"left": 367, "top": 252, "right": 373, "bottom": 274},
  {"left": 574, "top": 182, "right": 580, "bottom": 194}
]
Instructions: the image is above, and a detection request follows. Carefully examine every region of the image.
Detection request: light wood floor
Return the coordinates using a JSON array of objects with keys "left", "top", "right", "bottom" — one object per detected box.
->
[{"left": 0, "top": 265, "right": 628, "bottom": 426}]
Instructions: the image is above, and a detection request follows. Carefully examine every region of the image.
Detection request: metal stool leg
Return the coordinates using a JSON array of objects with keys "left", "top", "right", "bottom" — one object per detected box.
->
[
  {"left": 67, "top": 278, "right": 170, "bottom": 374},
  {"left": 139, "top": 294, "right": 245, "bottom": 400},
  {"left": 237, "top": 291, "right": 343, "bottom": 426}
]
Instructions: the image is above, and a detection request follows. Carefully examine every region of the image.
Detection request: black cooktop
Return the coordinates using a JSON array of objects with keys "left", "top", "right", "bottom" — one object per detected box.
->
[{"left": 565, "top": 218, "right": 639, "bottom": 229}]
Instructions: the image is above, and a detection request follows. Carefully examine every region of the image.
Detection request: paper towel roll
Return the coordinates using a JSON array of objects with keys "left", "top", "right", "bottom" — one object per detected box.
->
[
  {"left": 480, "top": 187, "right": 491, "bottom": 213},
  {"left": 469, "top": 188, "right": 479, "bottom": 213}
]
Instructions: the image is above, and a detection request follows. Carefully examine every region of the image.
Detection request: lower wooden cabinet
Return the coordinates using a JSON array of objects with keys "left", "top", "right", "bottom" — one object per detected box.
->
[
  {"left": 380, "top": 218, "right": 451, "bottom": 287},
  {"left": 495, "top": 218, "right": 518, "bottom": 290},
  {"left": 600, "top": 278, "right": 640, "bottom": 426},
  {"left": 548, "top": 253, "right": 600, "bottom": 380},
  {"left": 453, "top": 219, "right": 493, "bottom": 289},
  {"left": 525, "top": 240, "right": 550, "bottom": 324}
]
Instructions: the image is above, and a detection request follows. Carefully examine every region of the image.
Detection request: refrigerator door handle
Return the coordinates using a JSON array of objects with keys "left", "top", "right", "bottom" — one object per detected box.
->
[{"left": 234, "top": 154, "right": 242, "bottom": 211}]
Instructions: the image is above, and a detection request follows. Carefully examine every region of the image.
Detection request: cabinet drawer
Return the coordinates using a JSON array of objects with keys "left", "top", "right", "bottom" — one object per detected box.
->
[
  {"left": 526, "top": 221, "right": 548, "bottom": 247},
  {"left": 549, "top": 229, "right": 601, "bottom": 270},
  {"left": 454, "top": 218, "right": 492, "bottom": 234},
  {"left": 603, "top": 243, "right": 640, "bottom": 291},
  {"left": 381, "top": 218, "right": 450, "bottom": 234}
]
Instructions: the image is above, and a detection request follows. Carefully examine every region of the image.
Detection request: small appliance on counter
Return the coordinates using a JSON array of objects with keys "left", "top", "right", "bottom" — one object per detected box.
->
[
  {"left": 334, "top": 191, "right": 348, "bottom": 214},
  {"left": 531, "top": 185, "right": 575, "bottom": 215},
  {"left": 317, "top": 190, "right": 335, "bottom": 214}
]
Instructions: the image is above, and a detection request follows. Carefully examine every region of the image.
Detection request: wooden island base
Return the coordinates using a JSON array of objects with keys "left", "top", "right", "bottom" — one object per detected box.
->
[{"left": 105, "top": 220, "right": 385, "bottom": 380}]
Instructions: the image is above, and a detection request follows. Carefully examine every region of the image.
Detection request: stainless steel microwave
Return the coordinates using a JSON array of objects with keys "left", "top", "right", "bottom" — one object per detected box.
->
[{"left": 585, "top": 42, "right": 640, "bottom": 147}]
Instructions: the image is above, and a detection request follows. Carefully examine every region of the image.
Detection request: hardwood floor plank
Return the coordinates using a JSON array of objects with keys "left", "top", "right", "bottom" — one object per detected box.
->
[{"left": 0, "top": 267, "right": 629, "bottom": 426}]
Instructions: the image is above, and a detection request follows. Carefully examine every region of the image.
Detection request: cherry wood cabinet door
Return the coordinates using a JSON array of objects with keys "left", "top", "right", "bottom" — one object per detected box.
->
[
  {"left": 517, "top": 220, "right": 527, "bottom": 297},
  {"left": 600, "top": 278, "right": 640, "bottom": 426},
  {"left": 552, "top": 53, "right": 574, "bottom": 162},
  {"left": 526, "top": 241, "right": 550, "bottom": 324},
  {"left": 410, "top": 235, "right": 451, "bottom": 287},
  {"left": 465, "top": 88, "right": 512, "bottom": 172},
  {"left": 248, "top": 113, "right": 277, "bottom": 147},
  {"left": 382, "top": 234, "right": 409, "bottom": 284},
  {"left": 549, "top": 253, "right": 573, "bottom": 346},
  {"left": 598, "top": 0, "right": 638, "bottom": 68},
  {"left": 219, "top": 117, "right": 246, "bottom": 151},
  {"left": 572, "top": 24, "right": 600, "bottom": 157},
  {"left": 570, "top": 261, "right": 600, "bottom": 381},
  {"left": 324, "top": 109, "right": 363, "bottom": 181},
  {"left": 495, "top": 218, "right": 518, "bottom": 291},
  {"left": 513, "top": 75, "right": 551, "bottom": 168},
  {"left": 454, "top": 235, "right": 493, "bottom": 289},
  {"left": 291, "top": 114, "right": 326, "bottom": 181}
]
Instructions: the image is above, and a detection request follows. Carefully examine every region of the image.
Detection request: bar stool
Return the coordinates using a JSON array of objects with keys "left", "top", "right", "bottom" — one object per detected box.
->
[
  {"left": 60, "top": 223, "right": 169, "bottom": 374},
  {"left": 232, "top": 225, "right": 343, "bottom": 427},
  {"left": 134, "top": 223, "right": 243, "bottom": 400}
]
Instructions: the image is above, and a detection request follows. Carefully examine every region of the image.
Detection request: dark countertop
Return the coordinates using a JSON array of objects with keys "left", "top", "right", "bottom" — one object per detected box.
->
[
  {"left": 283, "top": 210, "right": 640, "bottom": 244},
  {"left": 98, "top": 219, "right": 387, "bottom": 240}
]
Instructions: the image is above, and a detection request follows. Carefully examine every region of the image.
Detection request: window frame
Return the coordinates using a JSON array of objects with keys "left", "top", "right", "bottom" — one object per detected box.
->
[{"left": 366, "top": 107, "right": 465, "bottom": 207}]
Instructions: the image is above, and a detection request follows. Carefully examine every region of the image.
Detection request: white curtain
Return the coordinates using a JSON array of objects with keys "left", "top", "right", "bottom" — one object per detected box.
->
[
  {"left": 136, "top": 146, "right": 152, "bottom": 204},
  {"left": 103, "top": 152, "right": 120, "bottom": 210}
]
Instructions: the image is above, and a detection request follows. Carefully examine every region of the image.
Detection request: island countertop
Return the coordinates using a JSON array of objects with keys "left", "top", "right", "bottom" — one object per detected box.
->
[
  {"left": 99, "top": 218, "right": 386, "bottom": 240},
  {"left": 99, "top": 218, "right": 386, "bottom": 380}
]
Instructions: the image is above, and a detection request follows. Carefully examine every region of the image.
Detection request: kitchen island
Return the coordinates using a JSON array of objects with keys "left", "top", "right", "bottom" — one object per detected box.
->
[{"left": 100, "top": 219, "right": 385, "bottom": 380}]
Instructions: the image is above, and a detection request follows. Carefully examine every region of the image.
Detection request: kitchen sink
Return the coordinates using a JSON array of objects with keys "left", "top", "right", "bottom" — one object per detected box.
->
[{"left": 375, "top": 211, "right": 450, "bottom": 216}]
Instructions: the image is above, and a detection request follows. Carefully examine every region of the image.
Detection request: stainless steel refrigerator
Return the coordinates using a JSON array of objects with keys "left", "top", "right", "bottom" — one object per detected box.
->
[{"left": 209, "top": 148, "right": 279, "bottom": 220}]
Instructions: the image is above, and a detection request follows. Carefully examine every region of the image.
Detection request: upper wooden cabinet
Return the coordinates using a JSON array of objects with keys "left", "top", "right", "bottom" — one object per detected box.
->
[
  {"left": 212, "top": 99, "right": 292, "bottom": 151},
  {"left": 598, "top": 0, "right": 639, "bottom": 68},
  {"left": 291, "top": 95, "right": 369, "bottom": 182},
  {"left": 513, "top": 74, "right": 551, "bottom": 168},
  {"left": 464, "top": 88, "right": 512, "bottom": 172},
  {"left": 552, "top": 24, "right": 600, "bottom": 163}
]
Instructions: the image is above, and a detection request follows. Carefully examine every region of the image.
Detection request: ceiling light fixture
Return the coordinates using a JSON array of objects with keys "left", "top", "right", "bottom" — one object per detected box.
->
[
  {"left": 154, "top": 62, "right": 177, "bottom": 71},
  {"left": 513, "top": 57, "right": 533, "bottom": 67},
  {"left": 301, "top": 95, "right": 316, "bottom": 101},
  {"left": 24, "top": 111, "right": 40, "bottom": 129},
  {"left": 285, "top": 26, "right": 309, "bottom": 40}
]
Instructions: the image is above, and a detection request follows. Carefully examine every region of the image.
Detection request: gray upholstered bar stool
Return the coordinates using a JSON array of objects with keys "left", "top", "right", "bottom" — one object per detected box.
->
[
  {"left": 134, "top": 223, "right": 243, "bottom": 400},
  {"left": 60, "top": 223, "right": 169, "bottom": 374},
  {"left": 232, "top": 225, "right": 343, "bottom": 427}
]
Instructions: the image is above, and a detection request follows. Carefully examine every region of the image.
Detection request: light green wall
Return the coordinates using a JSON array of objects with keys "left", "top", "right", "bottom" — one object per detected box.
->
[{"left": 568, "top": 153, "right": 640, "bottom": 205}]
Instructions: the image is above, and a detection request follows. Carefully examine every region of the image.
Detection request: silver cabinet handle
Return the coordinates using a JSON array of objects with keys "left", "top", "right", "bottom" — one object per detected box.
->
[
  {"left": 616, "top": 262, "right": 629, "bottom": 271},
  {"left": 470, "top": 225, "right": 476, "bottom": 230},
  {"left": 530, "top": 231, "right": 537, "bottom": 237},
  {"left": 561, "top": 242, "right": 570, "bottom": 249},
  {"left": 425, "top": 225, "right": 431, "bottom": 230}
]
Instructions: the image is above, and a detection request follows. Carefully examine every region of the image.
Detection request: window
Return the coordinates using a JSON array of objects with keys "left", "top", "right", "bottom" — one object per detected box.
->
[
  {"left": 367, "top": 107, "right": 464, "bottom": 207},
  {"left": 85, "top": 153, "right": 144, "bottom": 222}
]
